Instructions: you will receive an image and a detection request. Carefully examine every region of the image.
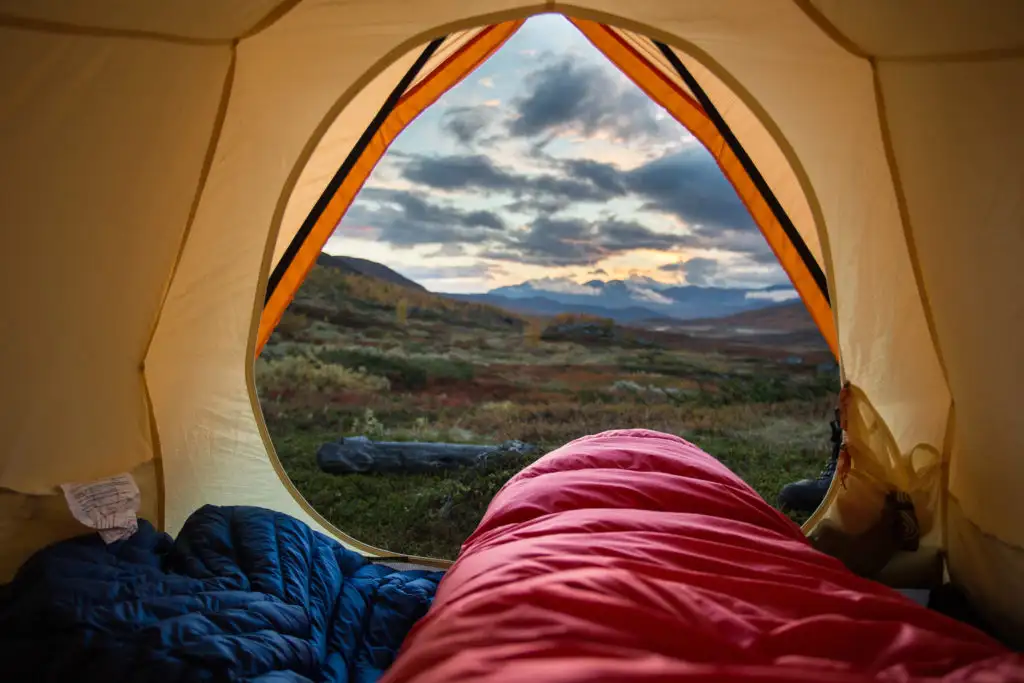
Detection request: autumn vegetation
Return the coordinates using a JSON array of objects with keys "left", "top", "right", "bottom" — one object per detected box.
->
[{"left": 256, "top": 262, "right": 838, "bottom": 559}]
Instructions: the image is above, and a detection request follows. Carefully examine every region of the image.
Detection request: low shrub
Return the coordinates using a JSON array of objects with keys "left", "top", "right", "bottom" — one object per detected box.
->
[
  {"left": 317, "top": 347, "right": 475, "bottom": 390},
  {"left": 255, "top": 354, "right": 390, "bottom": 397}
]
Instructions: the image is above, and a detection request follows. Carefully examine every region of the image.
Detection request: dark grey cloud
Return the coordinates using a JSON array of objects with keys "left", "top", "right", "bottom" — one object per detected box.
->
[
  {"left": 355, "top": 145, "right": 775, "bottom": 264},
  {"left": 401, "top": 154, "right": 623, "bottom": 204},
  {"left": 681, "top": 257, "right": 719, "bottom": 286},
  {"left": 504, "top": 196, "right": 572, "bottom": 215},
  {"left": 441, "top": 106, "right": 498, "bottom": 145},
  {"left": 401, "top": 155, "right": 516, "bottom": 191},
  {"left": 483, "top": 216, "right": 679, "bottom": 267},
  {"left": 627, "top": 148, "right": 754, "bottom": 232},
  {"left": 566, "top": 149, "right": 773, "bottom": 261},
  {"left": 562, "top": 158, "right": 629, "bottom": 195},
  {"left": 340, "top": 188, "right": 506, "bottom": 246},
  {"left": 509, "top": 57, "right": 670, "bottom": 142}
]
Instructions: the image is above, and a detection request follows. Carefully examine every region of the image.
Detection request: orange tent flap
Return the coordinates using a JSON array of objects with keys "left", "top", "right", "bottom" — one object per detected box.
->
[
  {"left": 257, "top": 21, "right": 523, "bottom": 355},
  {"left": 570, "top": 19, "right": 838, "bottom": 358}
]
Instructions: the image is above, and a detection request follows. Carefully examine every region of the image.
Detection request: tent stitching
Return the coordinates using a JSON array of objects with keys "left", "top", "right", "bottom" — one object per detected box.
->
[
  {"left": 870, "top": 61, "right": 951, "bottom": 388},
  {"left": 790, "top": 0, "right": 870, "bottom": 59},
  {"left": 948, "top": 492, "right": 1024, "bottom": 554},
  {"left": 239, "top": 0, "right": 306, "bottom": 40},
  {"left": 142, "top": 45, "right": 239, "bottom": 363},
  {"left": 791, "top": 0, "right": 1024, "bottom": 63}
]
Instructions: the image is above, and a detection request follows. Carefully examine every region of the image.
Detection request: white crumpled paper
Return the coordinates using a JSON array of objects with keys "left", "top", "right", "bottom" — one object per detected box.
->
[{"left": 60, "top": 473, "right": 141, "bottom": 543}]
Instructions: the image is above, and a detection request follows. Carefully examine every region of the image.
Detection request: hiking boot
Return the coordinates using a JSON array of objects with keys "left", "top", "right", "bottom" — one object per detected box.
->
[{"left": 778, "top": 409, "right": 843, "bottom": 514}]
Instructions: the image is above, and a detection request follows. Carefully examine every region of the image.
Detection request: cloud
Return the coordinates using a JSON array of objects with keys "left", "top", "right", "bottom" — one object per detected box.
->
[
  {"left": 484, "top": 216, "right": 679, "bottom": 267},
  {"left": 562, "top": 158, "right": 629, "bottom": 195},
  {"left": 400, "top": 154, "right": 623, "bottom": 204},
  {"left": 508, "top": 57, "right": 672, "bottom": 143},
  {"left": 399, "top": 263, "right": 503, "bottom": 281},
  {"left": 664, "top": 257, "right": 719, "bottom": 286},
  {"left": 479, "top": 77, "right": 495, "bottom": 88},
  {"left": 427, "top": 243, "right": 466, "bottom": 257},
  {"left": 567, "top": 150, "right": 776, "bottom": 261},
  {"left": 589, "top": 268, "right": 608, "bottom": 276},
  {"left": 401, "top": 154, "right": 514, "bottom": 191},
  {"left": 627, "top": 147, "right": 753, "bottom": 231},
  {"left": 339, "top": 188, "right": 506, "bottom": 246},
  {"left": 746, "top": 289, "right": 799, "bottom": 302},
  {"left": 441, "top": 106, "right": 498, "bottom": 145},
  {"left": 520, "top": 277, "right": 601, "bottom": 295}
]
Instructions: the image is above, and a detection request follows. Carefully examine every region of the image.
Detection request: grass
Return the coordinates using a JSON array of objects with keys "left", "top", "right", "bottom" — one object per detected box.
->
[{"left": 257, "top": 266, "right": 839, "bottom": 560}]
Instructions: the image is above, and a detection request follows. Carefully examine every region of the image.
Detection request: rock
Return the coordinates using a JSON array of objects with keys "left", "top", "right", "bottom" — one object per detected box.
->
[{"left": 316, "top": 436, "right": 536, "bottom": 475}]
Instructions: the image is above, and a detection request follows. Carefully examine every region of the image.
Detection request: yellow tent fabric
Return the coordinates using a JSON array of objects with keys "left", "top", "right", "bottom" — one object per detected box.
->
[{"left": 0, "top": 0, "right": 1021, "bottom": 645}]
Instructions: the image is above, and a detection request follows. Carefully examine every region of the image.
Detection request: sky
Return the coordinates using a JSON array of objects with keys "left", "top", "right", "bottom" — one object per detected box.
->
[{"left": 325, "top": 14, "right": 792, "bottom": 296}]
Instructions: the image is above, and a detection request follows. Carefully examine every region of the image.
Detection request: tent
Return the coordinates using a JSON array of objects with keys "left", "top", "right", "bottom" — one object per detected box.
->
[{"left": 0, "top": 0, "right": 1021, "bottom": 647}]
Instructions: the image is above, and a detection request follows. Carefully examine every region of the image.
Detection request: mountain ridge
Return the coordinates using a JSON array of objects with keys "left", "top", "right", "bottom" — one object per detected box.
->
[
  {"left": 316, "top": 253, "right": 426, "bottom": 292},
  {"left": 315, "top": 253, "right": 806, "bottom": 326},
  {"left": 457, "top": 276, "right": 797, "bottom": 323}
]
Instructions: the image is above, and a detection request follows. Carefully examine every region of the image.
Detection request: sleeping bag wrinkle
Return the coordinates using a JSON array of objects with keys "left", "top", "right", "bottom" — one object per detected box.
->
[
  {"left": 0, "top": 505, "right": 444, "bottom": 682},
  {"left": 382, "top": 429, "right": 1024, "bottom": 683}
]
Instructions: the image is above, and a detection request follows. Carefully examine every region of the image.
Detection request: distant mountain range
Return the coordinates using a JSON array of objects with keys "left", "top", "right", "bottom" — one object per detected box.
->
[
  {"left": 315, "top": 254, "right": 803, "bottom": 324},
  {"left": 444, "top": 276, "right": 798, "bottom": 323}
]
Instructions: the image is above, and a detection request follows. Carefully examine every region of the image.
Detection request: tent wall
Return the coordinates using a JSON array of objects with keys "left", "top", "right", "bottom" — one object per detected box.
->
[
  {"left": 0, "top": 0, "right": 1019, "bottom": 645},
  {"left": 878, "top": 55, "right": 1024, "bottom": 642},
  {"left": 0, "top": 25, "right": 231, "bottom": 575}
]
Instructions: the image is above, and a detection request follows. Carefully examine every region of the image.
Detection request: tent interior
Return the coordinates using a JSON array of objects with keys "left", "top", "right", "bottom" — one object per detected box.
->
[{"left": 1, "top": 0, "right": 1022, "bottom": 655}]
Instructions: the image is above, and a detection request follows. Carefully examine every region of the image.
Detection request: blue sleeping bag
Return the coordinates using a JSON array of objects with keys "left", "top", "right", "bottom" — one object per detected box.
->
[{"left": 0, "top": 505, "right": 444, "bottom": 682}]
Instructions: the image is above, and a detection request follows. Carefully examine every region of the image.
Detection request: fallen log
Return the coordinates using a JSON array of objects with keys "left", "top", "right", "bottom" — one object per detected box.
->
[{"left": 316, "top": 436, "right": 536, "bottom": 475}]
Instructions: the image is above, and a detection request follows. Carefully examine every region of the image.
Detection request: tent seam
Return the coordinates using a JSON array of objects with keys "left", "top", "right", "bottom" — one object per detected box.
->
[
  {"left": 0, "top": 12, "right": 230, "bottom": 45},
  {"left": 884, "top": 47, "right": 1024, "bottom": 64},
  {"left": 239, "top": 0, "right": 306, "bottom": 40},
  {"left": 947, "top": 492, "right": 1024, "bottom": 554},
  {"left": 141, "top": 373, "right": 166, "bottom": 532},
  {"left": 142, "top": 44, "right": 238, "bottom": 363},
  {"left": 870, "top": 60, "right": 952, "bottom": 388},
  {"left": 791, "top": 0, "right": 1024, "bottom": 63},
  {"left": 790, "top": 0, "right": 870, "bottom": 59}
]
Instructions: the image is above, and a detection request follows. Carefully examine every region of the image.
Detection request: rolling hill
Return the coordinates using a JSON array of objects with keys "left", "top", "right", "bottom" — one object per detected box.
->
[
  {"left": 642, "top": 301, "right": 830, "bottom": 354},
  {"left": 316, "top": 253, "right": 426, "bottom": 291}
]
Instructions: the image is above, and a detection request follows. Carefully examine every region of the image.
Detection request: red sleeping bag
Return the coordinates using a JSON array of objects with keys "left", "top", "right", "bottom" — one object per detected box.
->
[{"left": 383, "top": 430, "right": 1022, "bottom": 682}]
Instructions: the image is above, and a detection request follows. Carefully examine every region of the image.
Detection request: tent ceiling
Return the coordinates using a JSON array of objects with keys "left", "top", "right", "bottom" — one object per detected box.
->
[
  {"left": 807, "top": 0, "right": 1024, "bottom": 59},
  {"left": 0, "top": 0, "right": 290, "bottom": 41}
]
